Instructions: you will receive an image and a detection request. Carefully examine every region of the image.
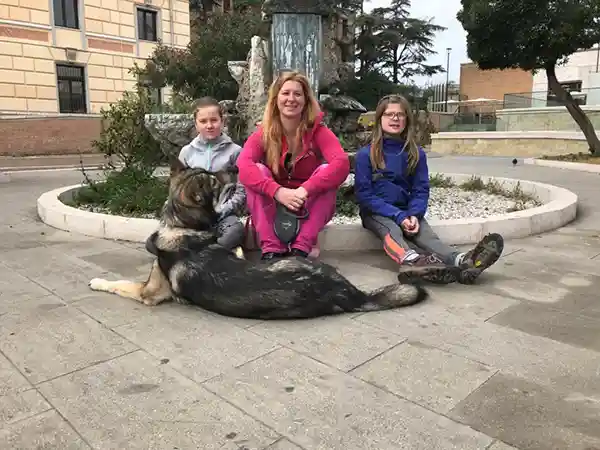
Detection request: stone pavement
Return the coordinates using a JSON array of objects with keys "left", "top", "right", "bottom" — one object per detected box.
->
[{"left": 0, "top": 158, "right": 599, "bottom": 450}]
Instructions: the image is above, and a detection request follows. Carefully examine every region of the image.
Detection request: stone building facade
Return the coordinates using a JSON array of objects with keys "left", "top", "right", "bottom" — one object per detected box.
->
[
  {"left": 0, "top": 0, "right": 190, "bottom": 115},
  {"left": 0, "top": 0, "right": 190, "bottom": 155}
]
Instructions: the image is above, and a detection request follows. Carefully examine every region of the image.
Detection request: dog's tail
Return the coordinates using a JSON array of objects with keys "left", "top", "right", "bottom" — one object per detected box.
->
[{"left": 355, "top": 282, "right": 428, "bottom": 311}]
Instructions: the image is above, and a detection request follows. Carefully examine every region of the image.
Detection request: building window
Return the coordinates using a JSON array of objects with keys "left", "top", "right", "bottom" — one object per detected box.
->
[
  {"left": 53, "top": 0, "right": 79, "bottom": 29},
  {"left": 137, "top": 8, "right": 158, "bottom": 42},
  {"left": 57, "top": 64, "right": 87, "bottom": 113}
]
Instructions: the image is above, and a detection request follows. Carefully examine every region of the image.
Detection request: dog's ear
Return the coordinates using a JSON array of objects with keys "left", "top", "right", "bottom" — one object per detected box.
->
[{"left": 169, "top": 157, "right": 186, "bottom": 177}]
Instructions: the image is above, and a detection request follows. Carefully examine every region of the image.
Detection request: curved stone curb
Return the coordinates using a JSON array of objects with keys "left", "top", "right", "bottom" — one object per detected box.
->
[
  {"left": 524, "top": 158, "right": 600, "bottom": 173},
  {"left": 36, "top": 174, "right": 578, "bottom": 248}
]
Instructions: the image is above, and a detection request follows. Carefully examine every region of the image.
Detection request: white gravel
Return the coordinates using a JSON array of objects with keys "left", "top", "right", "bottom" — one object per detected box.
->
[{"left": 76, "top": 175, "right": 541, "bottom": 223}]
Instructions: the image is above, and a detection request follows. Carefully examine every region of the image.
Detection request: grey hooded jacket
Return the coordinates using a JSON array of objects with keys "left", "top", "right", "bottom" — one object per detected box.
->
[{"left": 178, "top": 133, "right": 247, "bottom": 218}]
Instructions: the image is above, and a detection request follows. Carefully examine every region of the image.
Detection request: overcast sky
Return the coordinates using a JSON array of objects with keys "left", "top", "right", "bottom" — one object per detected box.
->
[{"left": 365, "top": 0, "right": 468, "bottom": 86}]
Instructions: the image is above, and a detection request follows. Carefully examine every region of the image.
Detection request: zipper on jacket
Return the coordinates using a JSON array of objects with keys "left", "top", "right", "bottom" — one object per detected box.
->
[{"left": 206, "top": 143, "right": 212, "bottom": 171}]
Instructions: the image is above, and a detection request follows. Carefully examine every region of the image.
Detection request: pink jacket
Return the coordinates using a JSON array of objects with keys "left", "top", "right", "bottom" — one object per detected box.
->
[{"left": 236, "top": 112, "right": 350, "bottom": 197}]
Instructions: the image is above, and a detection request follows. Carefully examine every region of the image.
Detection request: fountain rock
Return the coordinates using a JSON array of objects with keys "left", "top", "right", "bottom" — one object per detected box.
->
[{"left": 227, "top": 35, "right": 270, "bottom": 138}]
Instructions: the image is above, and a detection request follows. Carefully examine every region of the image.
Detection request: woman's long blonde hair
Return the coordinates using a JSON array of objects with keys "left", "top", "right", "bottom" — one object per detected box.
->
[
  {"left": 261, "top": 71, "right": 320, "bottom": 175},
  {"left": 370, "top": 94, "right": 420, "bottom": 175}
]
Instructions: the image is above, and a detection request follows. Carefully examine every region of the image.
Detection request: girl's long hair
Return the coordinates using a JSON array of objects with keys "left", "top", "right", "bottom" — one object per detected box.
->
[
  {"left": 370, "top": 94, "right": 420, "bottom": 175},
  {"left": 261, "top": 71, "right": 320, "bottom": 175}
]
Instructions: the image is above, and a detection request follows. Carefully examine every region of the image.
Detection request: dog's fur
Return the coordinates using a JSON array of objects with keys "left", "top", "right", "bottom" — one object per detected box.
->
[{"left": 89, "top": 160, "right": 428, "bottom": 319}]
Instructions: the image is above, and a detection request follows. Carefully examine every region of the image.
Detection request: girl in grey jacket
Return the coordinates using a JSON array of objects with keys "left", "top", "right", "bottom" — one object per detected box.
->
[{"left": 178, "top": 97, "right": 246, "bottom": 251}]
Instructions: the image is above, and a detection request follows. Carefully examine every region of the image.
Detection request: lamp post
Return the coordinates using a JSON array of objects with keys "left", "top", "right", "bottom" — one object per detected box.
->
[{"left": 444, "top": 47, "right": 451, "bottom": 112}]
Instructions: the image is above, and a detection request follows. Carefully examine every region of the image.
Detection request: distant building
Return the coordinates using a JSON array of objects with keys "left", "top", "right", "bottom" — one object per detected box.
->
[
  {"left": 530, "top": 47, "right": 600, "bottom": 106},
  {"left": 459, "top": 62, "right": 532, "bottom": 108}
]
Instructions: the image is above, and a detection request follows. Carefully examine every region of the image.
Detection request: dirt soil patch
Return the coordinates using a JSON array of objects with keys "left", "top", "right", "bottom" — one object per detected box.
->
[{"left": 540, "top": 152, "right": 600, "bottom": 164}]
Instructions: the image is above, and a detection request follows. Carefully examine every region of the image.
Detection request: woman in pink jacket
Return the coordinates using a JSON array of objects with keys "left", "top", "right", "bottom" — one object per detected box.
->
[{"left": 237, "top": 71, "right": 350, "bottom": 260}]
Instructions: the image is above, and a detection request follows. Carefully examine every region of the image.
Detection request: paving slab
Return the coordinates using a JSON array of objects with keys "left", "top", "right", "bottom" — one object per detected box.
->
[
  {"left": 0, "top": 304, "right": 137, "bottom": 384},
  {"left": 266, "top": 438, "right": 306, "bottom": 449},
  {"left": 113, "top": 305, "right": 280, "bottom": 383},
  {"left": 37, "top": 351, "right": 281, "bottom": 449},
  {"left": 355, "top": 305, "right": 600, "bottom": 398},
  {"left": 0, "top": 409, "right": 90, "bottom": 449},
  {"left": 79, "top": 248, "right": 155, "bottom": 279},
  {"left": 70, "top": 292, "right": 175, "bottom": 329},
  {"left": 1, "top": 247, "right": 113, "bottom": 302},
  {"left": 204, "top": 347, "right": 494, "bottom": 449},
  {"left": 412, "top": 285, "right": 519, "bottom": 320},
  {"left": 0, "top": 388, "right": 51, "bottom": 427},
  {"left": 0, "top": 353, "right": 52, "bottom": 427},
  {"left": 248, "top": 315, "right": 405, "bottom": 372},
  {"left": 487, "top": 442, "right": 521, "bottom": 450},
  {"left": 488, "top": 302, "right": 600, "bottom": 351},
  {"left": 350, "top": 341, "right": 497, "bottom": 414},
  {"left": 449, "top": 372, "right": 600, "bottom": 450},
  {"left": 1, "top": 159, "right": 600, "bottom": 448}
]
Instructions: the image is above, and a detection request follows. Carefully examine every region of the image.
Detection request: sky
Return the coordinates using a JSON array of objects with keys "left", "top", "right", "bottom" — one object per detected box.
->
[{"left": 364, "top": 0, "right": 468, "bottom": 87}]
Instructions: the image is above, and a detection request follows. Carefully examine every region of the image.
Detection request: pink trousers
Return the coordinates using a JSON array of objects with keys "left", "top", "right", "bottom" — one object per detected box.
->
[{"left": 245, "top": 163, "right": 337, "bottom": 254}]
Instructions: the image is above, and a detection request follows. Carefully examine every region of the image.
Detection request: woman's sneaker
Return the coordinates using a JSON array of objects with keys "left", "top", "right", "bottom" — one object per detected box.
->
[
  {"left": 457, "top": 233, "right": 504, "bottom": 284},
  {"left": 397, "top": 252, "right": 460, "bottom": 284}
]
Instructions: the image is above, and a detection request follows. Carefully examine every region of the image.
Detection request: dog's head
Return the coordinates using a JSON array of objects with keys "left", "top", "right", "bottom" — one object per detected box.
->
[{"left": 166, "top": 158, "right": 236, "bottom": 230}]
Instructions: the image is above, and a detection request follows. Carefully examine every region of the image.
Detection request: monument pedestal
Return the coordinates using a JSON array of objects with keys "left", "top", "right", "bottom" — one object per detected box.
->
[{"left": 263, "top": 0, "right": 327, "bottom": 95}]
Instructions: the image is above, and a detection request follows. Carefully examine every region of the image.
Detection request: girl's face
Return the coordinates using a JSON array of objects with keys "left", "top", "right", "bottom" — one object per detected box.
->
[
  {"left": 277, "top": 80, "right": 306, "bottom": 120},
  {"left": 380, "top": 102, "right": 407, "bottom": 135},
  {"left": 195, "top": 106, "right": 222, "bottom": 140}
]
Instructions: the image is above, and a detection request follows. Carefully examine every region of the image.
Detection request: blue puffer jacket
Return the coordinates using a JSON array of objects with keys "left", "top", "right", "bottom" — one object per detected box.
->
[{"left": 354, "top": 138, "right": 430, "bottom": 224}]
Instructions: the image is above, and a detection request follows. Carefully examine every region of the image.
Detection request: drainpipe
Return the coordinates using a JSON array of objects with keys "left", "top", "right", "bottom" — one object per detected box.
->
[{"left": 168, "top": 0, "right": 175, "bottom": 47}]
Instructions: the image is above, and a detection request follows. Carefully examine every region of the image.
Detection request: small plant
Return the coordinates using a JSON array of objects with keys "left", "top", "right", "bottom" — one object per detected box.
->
[
  {"left": 428, "top": 173, "right": 455, "bottom": 188},
  {"left": 68, "top": 166, "right": 168, "bottom": 217},
  {"left": 458, "top": 175, "right": 541, "bottom": 211}
]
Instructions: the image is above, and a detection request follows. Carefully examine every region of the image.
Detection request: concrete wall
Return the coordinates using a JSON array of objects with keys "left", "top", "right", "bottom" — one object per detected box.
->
[
  {"left": 0, "top": 0, "right": 190, "bottom": 115},
  {"left": 459, "top": 62, "right": 533, "bottom": 104},
  {"left": 431, "top": 131, "right": 588, "bottom": 158},
  {"left": 496, "top": 106, "right": 600, "bottom": 131}
]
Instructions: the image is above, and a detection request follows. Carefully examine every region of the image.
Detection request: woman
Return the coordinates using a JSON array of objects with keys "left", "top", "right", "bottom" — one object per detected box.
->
[
  {"left": 237, "top": 71, "right": 350, "bottom": 260},
  {"left": 354, "top": 94, "right": 504, "bottom": 284}
]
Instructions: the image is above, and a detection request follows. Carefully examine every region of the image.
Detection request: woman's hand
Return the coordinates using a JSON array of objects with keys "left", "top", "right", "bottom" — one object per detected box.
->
[{"left": 275, "top": 187, "right": 305, "bottom": 211}]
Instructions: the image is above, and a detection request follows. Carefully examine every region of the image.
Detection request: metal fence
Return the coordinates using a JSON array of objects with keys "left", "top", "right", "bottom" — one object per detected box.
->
[{"left": 503, "top": 87, "right": 600, "bottom": 109}]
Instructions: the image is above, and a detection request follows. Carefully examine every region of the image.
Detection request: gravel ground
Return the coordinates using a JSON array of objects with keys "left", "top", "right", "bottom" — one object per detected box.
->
[
  {"left": 78, "top": 184, "right": 540, "bottom": 225},
  {"left": 329, "top": 186, "right": 540, "bottom": 225}
]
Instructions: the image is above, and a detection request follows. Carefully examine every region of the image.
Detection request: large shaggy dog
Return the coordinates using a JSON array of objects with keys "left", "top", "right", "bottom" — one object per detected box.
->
[{"left": 89, "top": 161, "right": 428, "bottom": 319}]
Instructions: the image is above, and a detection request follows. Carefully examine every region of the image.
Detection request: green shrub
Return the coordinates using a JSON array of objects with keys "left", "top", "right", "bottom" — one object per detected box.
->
[
  {"left": 73, "top": 167, "right": 168, "bottom": 218},
  {"left": 72, "top": 81, "right": 168, "bottom": 215},
  {"left": 91, "top": 82, "right": 164, "bottom": 169}
]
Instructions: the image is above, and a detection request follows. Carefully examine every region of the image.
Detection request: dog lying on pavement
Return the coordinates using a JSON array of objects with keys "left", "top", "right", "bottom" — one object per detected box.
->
[{"left": 88, "top": 160, "right": 428, "bottom": 319}]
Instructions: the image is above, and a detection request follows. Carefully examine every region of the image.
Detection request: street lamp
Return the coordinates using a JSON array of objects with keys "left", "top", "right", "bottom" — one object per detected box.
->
[{"left": 444, "top": 47, "right": 451, "bottom": 112}]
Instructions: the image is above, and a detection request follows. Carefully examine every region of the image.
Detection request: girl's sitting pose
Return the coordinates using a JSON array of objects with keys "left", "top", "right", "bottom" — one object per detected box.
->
[
  {"left": 237, "top": 71, "right": 350, "bottom": 260},
  {"left": 178, "top": 96, "right": 246, "bottom": 251},
  {"left": 354, "top": 94, "right": 504, "bottom": 284}
]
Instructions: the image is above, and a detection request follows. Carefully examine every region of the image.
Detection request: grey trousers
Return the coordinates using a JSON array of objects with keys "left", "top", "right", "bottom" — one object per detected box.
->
[
  {"left": 362, "top": 214, "right": 461, "bottom": 265},
  {"left": 216, "top": 214, "right": 245, "bottom": 250}
]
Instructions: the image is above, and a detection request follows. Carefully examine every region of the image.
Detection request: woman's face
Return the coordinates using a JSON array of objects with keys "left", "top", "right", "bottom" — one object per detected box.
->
[
  {"left": 277, "top": 80, "right": 306, "bottom": 120},
  {"left": 380, "top": 102, "right": 407, "bottom": 135}
]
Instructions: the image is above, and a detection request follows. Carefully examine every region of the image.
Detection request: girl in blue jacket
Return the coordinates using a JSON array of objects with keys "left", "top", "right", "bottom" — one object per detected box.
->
[{"left": 354, "top": 94, "right": 504, "bottom": 284}]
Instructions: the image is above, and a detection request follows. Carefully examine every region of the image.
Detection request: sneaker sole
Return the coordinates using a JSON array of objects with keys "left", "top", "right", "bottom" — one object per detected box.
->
[
  {"left": 398, "top": 265, "right": 460, "bottom": 285},
  {"left": 459, "top": 233, "right": 504, "bottom": 284}
]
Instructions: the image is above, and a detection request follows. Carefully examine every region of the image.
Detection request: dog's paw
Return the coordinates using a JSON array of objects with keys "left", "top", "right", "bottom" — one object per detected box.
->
[{"left": 89, "top": 278, "right": 108, "bottom": 291}]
